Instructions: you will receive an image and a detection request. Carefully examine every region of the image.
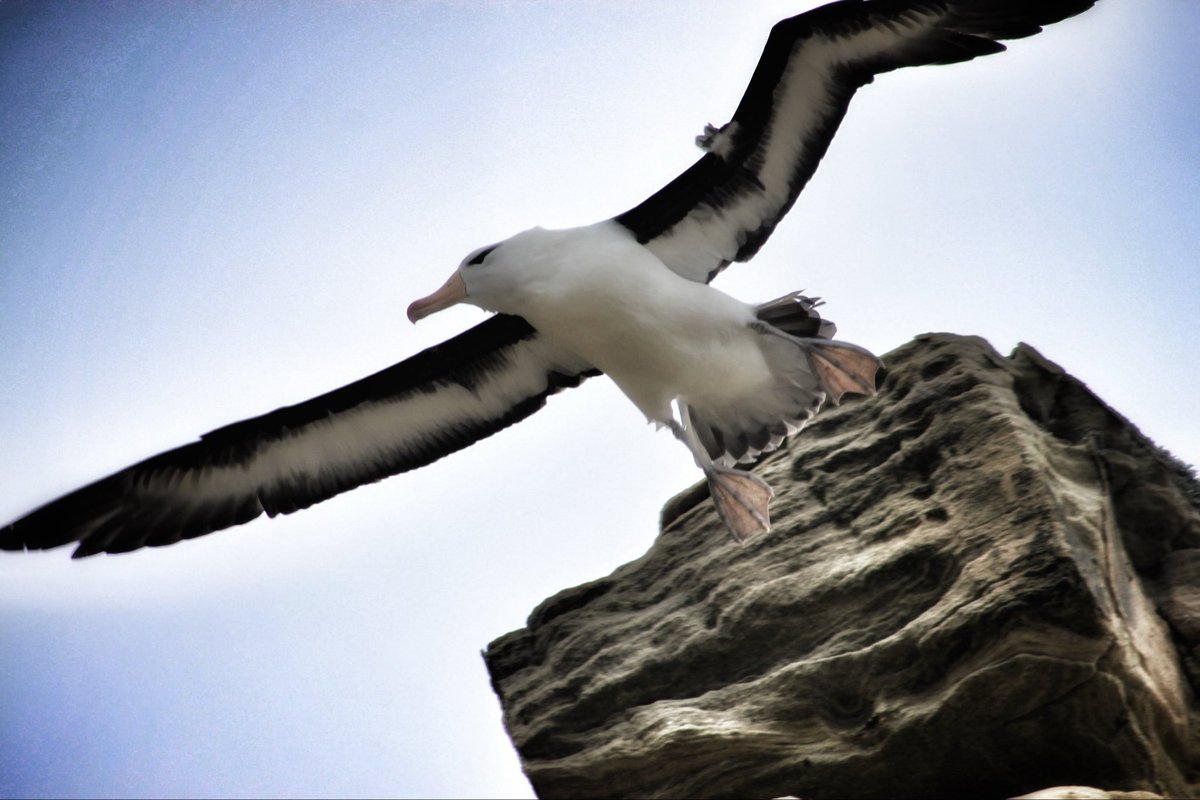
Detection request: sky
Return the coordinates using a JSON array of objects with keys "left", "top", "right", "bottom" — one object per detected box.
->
[{"left": 1, "top": 1, "right": 1197, "bottom": 797}]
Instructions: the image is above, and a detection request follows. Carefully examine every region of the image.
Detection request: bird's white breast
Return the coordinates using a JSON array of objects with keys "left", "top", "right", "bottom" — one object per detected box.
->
[{"left": 502, "top": 222, "right": 777, "bottom": 424}]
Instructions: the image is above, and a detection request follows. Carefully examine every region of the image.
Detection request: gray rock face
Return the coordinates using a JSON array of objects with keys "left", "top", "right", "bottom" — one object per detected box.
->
[{"left": 484, "top": 334, "right": 1200, "bottom": 800}]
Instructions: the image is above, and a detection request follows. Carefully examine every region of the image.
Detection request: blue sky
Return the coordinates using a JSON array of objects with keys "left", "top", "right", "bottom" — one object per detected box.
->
[{"left": 1, "top": 1, "right": 1197, "bottom": 797}]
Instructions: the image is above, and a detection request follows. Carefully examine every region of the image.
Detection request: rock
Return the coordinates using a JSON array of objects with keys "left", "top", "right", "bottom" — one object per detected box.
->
[
  {"left": 1013, "top": 786, "right": 1164, "bottom": 800},
  {"left": 483, "top": 334, "right": 1200, "bottom": 800}
]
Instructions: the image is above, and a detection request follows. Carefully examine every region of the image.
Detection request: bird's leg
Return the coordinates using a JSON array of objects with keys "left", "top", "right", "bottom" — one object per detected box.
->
[{"left": 666, "top": 409, "right": 774, "bottom": 544}]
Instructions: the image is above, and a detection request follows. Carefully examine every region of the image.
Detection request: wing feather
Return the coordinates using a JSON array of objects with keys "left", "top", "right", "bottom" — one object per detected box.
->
[
  {"left": 615, "top": 0, "right": 1096, "bottom": 283},
  {"left": 1, "top": 314, "right": 597, "bottom": 557}
]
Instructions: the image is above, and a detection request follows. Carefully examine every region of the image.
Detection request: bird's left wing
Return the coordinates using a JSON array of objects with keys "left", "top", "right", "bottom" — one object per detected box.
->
[
  {"left": 1, "top": 314, "right": 596, "bottom": 558},
  {"left": 614, "top": 0, "right": 1096, "bottom": 283}
]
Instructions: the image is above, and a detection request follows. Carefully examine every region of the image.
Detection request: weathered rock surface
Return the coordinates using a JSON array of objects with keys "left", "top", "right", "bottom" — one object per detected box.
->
[
  {"left": 484, "top": 334, "right": 1200, "bottom": 799},
  {"left": 1013, "top": 786, "right": 1164, "bottom": 799}
]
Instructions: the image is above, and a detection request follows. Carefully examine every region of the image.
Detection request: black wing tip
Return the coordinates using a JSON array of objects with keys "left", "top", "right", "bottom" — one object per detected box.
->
[
  {"left": 1, "top": 464, "right": 272, "bottom": 558},
  {"left": 70, "top": 542, "right": 100, "bottom": 559},
  {"left": 2, "top": 514, "right": 102, "bottom": 559},
  {"left": 2, "top": 525, "right": 90, "bottom": 558},
  {"left": 3, "top": 506, "right": 96, "bottom": 556},
  {"left": 1, "top": 472, "right": 132, "bottom": 557},
  {"left": 945, "top": 0, "right": 1098, "bottom": 40},
  {"left": 0, "top": 523, "right": 31, "bottom": 553}
]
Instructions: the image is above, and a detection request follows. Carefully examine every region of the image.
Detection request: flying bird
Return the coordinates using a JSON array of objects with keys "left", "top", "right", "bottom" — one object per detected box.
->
[{"left": 2, "top": 0, "right": 1096, "bottom": 558}]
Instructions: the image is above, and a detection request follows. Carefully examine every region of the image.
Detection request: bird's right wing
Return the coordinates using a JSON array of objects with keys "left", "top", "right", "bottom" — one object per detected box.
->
[
  {"left": 1, "top": 314, "right": 597, "bottom": 558},
  {"left": 614, "top": 0, "right": 1096, "bottom": 284}
]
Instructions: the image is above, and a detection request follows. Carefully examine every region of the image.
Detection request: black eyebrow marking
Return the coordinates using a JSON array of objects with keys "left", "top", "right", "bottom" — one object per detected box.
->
[{"left": 466, "top": 245, "right": 497, "bottom": 266}]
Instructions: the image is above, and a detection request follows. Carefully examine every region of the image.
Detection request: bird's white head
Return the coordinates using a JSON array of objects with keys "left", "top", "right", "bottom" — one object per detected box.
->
[{"left": 406, "top": 227, "right": 553, "bottom": 323}]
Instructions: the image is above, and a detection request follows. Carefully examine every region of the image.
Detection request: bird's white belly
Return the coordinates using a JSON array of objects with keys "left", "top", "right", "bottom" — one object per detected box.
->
[{"left": 515, "top": 233, "right": 774, "bottom": 424}]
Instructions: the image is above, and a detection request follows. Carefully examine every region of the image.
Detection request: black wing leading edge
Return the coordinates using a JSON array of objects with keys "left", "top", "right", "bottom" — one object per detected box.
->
[
  {"left": 614, "top": 0, "right": 1096, "bottom": 284},
  {"left": 1, "top": 316, "right": 596, "bottom": 557}
]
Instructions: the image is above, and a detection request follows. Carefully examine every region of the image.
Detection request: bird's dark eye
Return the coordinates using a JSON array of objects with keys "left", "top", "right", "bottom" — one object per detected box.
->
[{"left": 465, "top": 245, "right": 497, "bottom": 266}]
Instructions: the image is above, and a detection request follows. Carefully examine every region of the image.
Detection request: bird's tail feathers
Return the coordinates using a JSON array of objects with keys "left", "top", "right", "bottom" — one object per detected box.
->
[
  {"left": 754, "top": 292, "right": 836, "bottom": 339},
  {"left": 683, "top": 323, "right": 881, "bottom": 468}
]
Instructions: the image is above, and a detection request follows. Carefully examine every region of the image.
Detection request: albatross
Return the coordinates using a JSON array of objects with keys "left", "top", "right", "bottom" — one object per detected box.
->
[{"left": 2, "top": 0, "right": 1096, "bottom": 558}]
